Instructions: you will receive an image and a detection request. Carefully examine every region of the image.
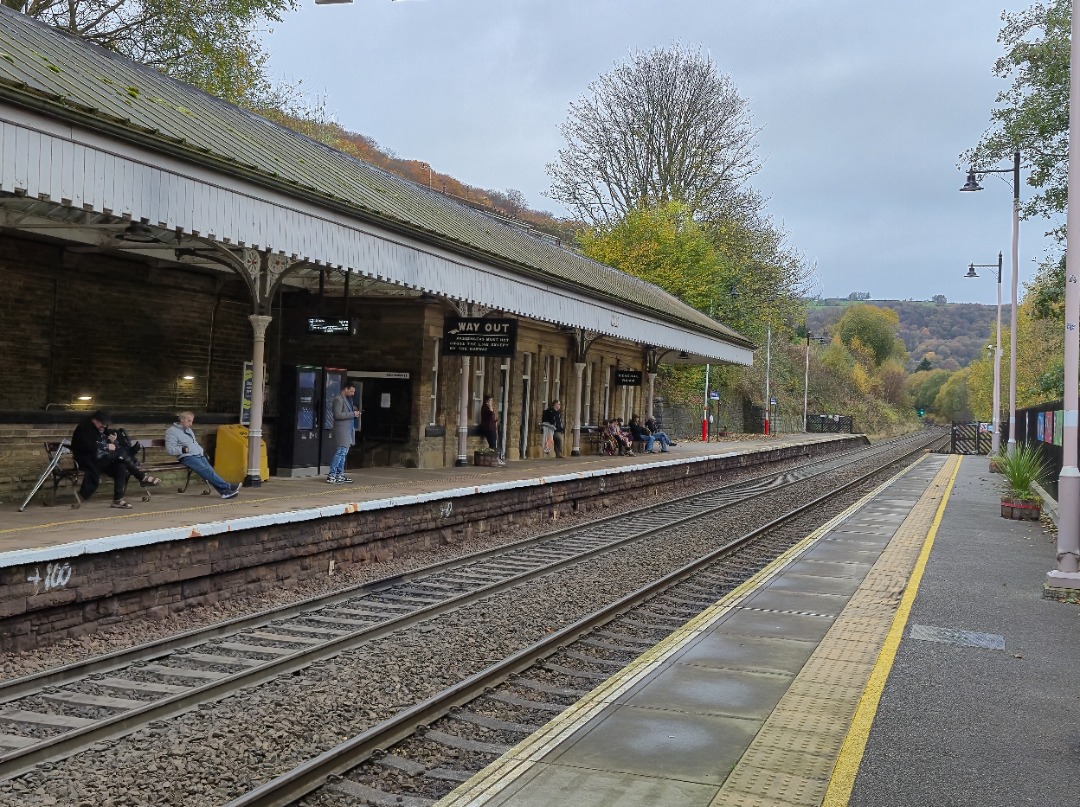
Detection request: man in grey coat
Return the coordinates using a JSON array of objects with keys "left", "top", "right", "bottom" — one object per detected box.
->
[{"left": 328, "top": 382, "right": 360, "bottom": 484}]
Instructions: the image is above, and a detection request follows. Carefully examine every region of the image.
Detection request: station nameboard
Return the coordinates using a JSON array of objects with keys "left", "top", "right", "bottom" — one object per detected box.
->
[
  {"left": 614, "top": 370, "right": 643, "bottom": 386},
  {"left": 442, "top": 317, "right": 517, "bottom": 357},
  {"left": 307, "top": 317, "right": 351, "bottom": 334}
]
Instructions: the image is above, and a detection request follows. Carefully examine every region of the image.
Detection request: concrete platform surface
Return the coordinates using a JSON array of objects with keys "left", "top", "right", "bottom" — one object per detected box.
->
[
  {"left": 436, "top": 453, "right": 1075, "bottom": 807},
  {"left": 0, "top": 433, "right": 846, "bottom": 566}
]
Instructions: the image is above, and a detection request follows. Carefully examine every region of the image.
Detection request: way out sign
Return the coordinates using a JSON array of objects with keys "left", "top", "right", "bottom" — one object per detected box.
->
[{"left": 442, "top": 317, "right": 518, "bottom": 357}]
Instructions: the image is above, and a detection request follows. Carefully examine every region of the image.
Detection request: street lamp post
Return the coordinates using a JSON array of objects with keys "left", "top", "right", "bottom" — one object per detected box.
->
[
  {"left": 964, "top": 253, "right": 1004, "bottom": 456},
  {"left": 764, "top": 324, "right": 772, "bottom": 436},
  {"left": 1048, "top": 0, "right": 1080, "bottom": 589},
  {"left": 803, "top": 332, "right": 826, "bottom": 433},
  {"left": 961, "top": 151, "right": 1020, "bottom": 453},
  {"left": 702, "top": 361, "right": 711, "bottom": 442}
]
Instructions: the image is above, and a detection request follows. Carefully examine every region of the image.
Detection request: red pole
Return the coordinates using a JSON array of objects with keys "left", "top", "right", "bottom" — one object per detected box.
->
[{"left": 701, "top": 413, "right": 708, "bottom": 441}]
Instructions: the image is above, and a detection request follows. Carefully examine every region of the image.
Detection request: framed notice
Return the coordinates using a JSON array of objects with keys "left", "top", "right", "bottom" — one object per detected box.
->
[
  {"left": 442, "top": 317, "right": 517, "bottom": 357},
  {"left": 240, "top": 361, "right": 268, "bottom": 425},
  {"left": 613, "top": 370, "right": 643, "bottom": 386}
]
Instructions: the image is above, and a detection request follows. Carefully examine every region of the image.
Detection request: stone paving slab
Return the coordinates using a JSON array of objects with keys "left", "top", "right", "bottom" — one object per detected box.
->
[{"left": 435, "top": 453, "right": 958, "bottom": 807}]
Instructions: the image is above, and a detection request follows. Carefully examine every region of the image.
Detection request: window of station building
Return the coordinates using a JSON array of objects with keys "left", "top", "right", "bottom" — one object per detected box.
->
[
  {"left": 540, "top": 354, "right": 552, "bottom": 412},
  {"left": 520, "top": 352, "right": 533, "bottom": 459},
  {"left": 472, "top": 358, "right": 487, "bottom": 422},
  {"left": 429, "top": 337, "right": 440, "bottom": 425},
  {"left": 583, "top": 362, "right": 593, "bottom": 426},
  {"left": 602, "top": 364, "right": 611, "bottom": 421}
]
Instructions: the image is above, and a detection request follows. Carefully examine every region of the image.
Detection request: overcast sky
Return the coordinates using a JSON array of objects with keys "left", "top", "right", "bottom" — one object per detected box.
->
[{"left": 263, "top": 0, "right": 1052, "bottom": 306}]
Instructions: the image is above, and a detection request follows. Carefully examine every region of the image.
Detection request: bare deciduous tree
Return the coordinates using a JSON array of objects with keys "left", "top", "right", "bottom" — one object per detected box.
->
[{"left": 547, "top": 44, "right": 760, "bottom": 225}]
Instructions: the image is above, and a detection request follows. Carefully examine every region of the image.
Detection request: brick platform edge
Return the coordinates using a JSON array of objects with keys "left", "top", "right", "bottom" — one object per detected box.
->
[{"left": 1, "top": 437, "right": 866, "bottom": 651}]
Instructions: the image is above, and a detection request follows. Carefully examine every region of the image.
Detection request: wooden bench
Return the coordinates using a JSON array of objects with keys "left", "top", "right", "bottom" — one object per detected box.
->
[
  {"left": 127, "top": 438, "right": 210, "bottom": 501},
  {"left": 34, "top": 438, "right": 208, "bottom": 509}
]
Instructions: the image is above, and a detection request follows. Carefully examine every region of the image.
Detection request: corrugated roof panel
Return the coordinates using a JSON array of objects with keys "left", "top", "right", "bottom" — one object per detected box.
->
[{"left": 0, "top": 7, "right": 751, "bottom": 349}]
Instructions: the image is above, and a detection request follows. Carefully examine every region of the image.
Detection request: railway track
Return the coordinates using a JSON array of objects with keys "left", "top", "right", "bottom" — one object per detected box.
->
[
  {"left": 223, "top": 432, "right": 947, "bottom": 806},
  {"left": 0, "top": 432, "right": 944, "bottom": 792}
]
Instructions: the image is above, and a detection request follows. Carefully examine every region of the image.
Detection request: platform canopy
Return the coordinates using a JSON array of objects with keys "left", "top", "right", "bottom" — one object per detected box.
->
[{"left": 0, "top": 7, "right": 754, "bottom": 366}]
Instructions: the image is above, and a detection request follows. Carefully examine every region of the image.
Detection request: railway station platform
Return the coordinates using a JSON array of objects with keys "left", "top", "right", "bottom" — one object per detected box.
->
[
  {"left": 0, "top": 433, "right": 863, "bottom": 651},
  {"left": 436, "top": 452, "right": 1075, "bottom": 807}
]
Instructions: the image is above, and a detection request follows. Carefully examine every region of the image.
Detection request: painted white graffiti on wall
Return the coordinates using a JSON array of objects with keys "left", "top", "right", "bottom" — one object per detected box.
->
[{"left": 26, "top": 562, "right": 73, "bottom": 594}]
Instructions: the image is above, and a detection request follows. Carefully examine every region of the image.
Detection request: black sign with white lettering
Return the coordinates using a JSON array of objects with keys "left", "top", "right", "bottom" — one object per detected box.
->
[
  {"left": 614, "top": 370, "right": 643, "bottom": 386},
  {"left": 307, "top": 318, "right": 351, "bottom": 334},
  {"left": 442, "top": 317, "right": 518, "bottom": 357}
]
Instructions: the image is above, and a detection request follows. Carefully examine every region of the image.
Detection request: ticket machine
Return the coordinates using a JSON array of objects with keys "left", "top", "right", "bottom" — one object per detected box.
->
[{"left": 277, "top": 365, "right": 321, "bottom": 476}]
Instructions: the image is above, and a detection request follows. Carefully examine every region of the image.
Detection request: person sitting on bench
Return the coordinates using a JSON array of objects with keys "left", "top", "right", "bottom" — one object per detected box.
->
[
  {"left": 645, "top": 416, "right": 676, "bottom": 450},
  {"left": 71, "top": 410, "right": 161, "bottom": 509},
  {"left": 165, "top": 411, "right": 240, "bottom": 499}
]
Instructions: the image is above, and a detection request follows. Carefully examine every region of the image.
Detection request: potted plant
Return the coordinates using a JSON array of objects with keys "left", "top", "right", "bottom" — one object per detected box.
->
[
  {"left": 473, "top": 447, "right": 501, "bottom": 467},
  {"left": 995, "top": 443, "right": 1050, "bottom": 521}
]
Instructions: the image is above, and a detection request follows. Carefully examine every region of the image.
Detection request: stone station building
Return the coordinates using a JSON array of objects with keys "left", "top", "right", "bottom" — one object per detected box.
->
[{"left": 0, "top": 8, "right": 754, "bottom": 498}]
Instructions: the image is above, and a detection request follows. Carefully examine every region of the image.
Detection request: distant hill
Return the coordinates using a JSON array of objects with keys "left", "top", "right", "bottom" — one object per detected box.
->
[{"left": 806, "top": 299, "right": 1007, "bottom": 371}]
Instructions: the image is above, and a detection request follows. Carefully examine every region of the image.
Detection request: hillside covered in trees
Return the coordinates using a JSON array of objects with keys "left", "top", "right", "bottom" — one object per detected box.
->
[{"left": 806, "top": 298, "right": 1003, "bottom": 371}]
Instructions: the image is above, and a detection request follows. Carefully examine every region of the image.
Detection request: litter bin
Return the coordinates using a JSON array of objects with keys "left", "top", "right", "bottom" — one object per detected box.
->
[{"left": 214, "top": 424, "right": 269, "bottom": 484}]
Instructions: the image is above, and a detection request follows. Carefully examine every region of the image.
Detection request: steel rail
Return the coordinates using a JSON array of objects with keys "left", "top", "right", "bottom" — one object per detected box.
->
[
  {"left": 223, "top": 438, "right": 942, "bottom": 807},
  {"left": 0, "top": 433, "right": 943, "bottom": 781},
  {"left": 0, "top": 434, "right": 911, "bottom": 703}
]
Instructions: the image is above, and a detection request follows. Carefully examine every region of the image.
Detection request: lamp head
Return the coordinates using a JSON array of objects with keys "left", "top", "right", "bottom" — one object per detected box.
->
[
  {"left": 678, "top": 351, "right": 690, "bottom": 360},
  {"left": 964, "top": 264, "right": 979, "bottom": 278},
  {"left": 960, "top": 170, "right": 983, "bottom": 192}
]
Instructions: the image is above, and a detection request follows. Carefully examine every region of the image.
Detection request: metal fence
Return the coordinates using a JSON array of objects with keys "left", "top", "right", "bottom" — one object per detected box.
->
[
  {"left": 949, "top": 421, "right": 992, "bottom": 455},
  {"left": 806, "top": 414, "right": 854, "bottom": 434}
]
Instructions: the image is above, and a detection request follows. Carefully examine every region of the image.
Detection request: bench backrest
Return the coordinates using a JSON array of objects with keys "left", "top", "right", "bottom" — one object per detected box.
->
[{"left": 44, "top": 440, "right": 80, "bottom": 476}]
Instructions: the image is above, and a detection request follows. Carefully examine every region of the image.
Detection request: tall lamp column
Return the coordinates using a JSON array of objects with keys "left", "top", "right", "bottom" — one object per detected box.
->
[
  {"left": 764, "top": 324, "right": 772, "bottom": 436},
  {"left": 803, "top": 332, "right": 825, "bottom": 433},
  {"left": 961, "top": 151, "right": 1020, "bottom": 453},
  {"left": 964, "top": 253, "right": 1003, "bottom": 455},
  {"left": 1049, "top": 0, "right": 1080, "bottom": 588}
]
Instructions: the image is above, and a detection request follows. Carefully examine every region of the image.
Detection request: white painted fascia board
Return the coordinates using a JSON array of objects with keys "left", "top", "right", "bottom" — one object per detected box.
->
[{"left": 0, "top": 107, "right": 751, "bottom": 364}]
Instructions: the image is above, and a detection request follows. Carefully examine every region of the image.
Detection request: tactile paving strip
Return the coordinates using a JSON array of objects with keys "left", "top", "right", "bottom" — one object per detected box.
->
[
  {"left": 435, "top": 454, "right": 959, "bottom": 807},
  {"left": 712, "top": 455, "right": 959, "bottom": 806}
]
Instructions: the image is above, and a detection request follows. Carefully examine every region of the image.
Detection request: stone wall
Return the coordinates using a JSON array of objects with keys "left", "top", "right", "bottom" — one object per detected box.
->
[{"left": 0, "top": 436, "right": 865, "bottom": 650}]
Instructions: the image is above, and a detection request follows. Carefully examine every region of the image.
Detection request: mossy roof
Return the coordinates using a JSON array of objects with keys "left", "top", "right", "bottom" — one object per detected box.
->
[{"left": 0, "top": 8, "right": 751, "bottom": 349}]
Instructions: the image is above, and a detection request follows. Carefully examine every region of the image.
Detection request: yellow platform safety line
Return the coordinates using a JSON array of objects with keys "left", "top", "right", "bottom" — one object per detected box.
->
[
  {"left": 435, "top": 453, "right": 938, "bottom": 807},
  {"left": 821, "top": 454, "right": 962, "bottom": 806}
]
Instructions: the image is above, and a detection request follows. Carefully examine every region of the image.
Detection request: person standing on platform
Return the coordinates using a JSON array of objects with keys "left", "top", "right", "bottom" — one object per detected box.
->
[
  {"left": 165, "top": 412, "right": 240, "bottom": 499},
  {"left": 328, "top": 382, "right": 360, "bottom": 484},
  {"left": 71, "top": 410, "right": 161, "bottom": 508},
  {"left": 479, "top": 393, "right": 506, "bottom": 466},
  {"left": 542, "top": 400, "right": 565, "bottom": 458}
]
